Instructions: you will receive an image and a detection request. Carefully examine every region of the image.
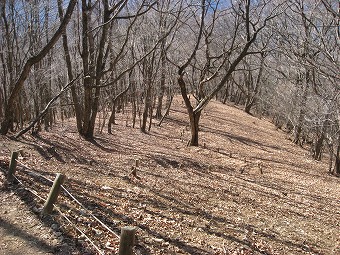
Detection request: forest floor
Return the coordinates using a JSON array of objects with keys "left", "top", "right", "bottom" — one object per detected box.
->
[{"left": 0, "top": 97, "right": 339, "bottom": 255}]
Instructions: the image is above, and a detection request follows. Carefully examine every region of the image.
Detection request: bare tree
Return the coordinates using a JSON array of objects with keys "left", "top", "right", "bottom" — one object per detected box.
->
[
  {"left": 173, "top": 0, "right": 282, "bottom": 146},
  {"left": 0, "top": 0, "right": 77, "bottom": 135}
]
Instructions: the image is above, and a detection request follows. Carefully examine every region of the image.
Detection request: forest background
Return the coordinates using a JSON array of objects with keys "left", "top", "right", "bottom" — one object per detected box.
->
[{"left": 0, "top": 0, "right": 339, "bottom": 174}]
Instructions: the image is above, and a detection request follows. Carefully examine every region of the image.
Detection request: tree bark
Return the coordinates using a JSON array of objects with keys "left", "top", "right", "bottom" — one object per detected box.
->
[
  {"left": 313, "top": 133, "right": 324, "bottom": 161},
  {"left": 178, "top": 75, "right": 200, "bottom": 146},
  {"left": 141, "top": 80, "right": 152, "bottom": 133},
  {"left": 189, "top": 111, "right": 201, "bottom": 146},
  {"left": 293, "top": 71, "right": 309, "bottom": 145},
  {"left": 155, "top": 27, "right": 167, "bottom": 119},
  {"left": 313, "top": 116, "right": 329, "bottom": 161},
  {"left": 334, "top": 135, "right": 340, "bottom": 175}
]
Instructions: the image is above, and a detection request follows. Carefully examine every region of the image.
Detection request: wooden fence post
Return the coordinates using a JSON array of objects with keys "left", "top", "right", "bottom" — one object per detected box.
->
[
  {"left": 7, "top": 151, "right": 19, "bottom": 182},
  {"left": 119, "top": 226, "right": 136, "bottom": 255},
  {"left": 42, "top": 173, "right": 66, "bottom": 214}
]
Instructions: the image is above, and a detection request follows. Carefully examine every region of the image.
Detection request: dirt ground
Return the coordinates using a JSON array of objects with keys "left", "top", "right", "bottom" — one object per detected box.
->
[
  {"left": 0, "top": 188, "right": 76, "bottom": 255},
  {"left": 0, "top": 97, "right": 339, "bottom": 255}
]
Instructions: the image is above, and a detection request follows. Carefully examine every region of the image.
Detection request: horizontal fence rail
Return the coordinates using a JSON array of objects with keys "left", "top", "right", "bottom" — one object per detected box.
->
[{"left": 3, "top": 150, "right": 137, "bottom": 255}]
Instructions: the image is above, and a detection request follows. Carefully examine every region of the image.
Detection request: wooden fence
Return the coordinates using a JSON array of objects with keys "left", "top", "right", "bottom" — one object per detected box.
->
[{"left": 5, "top": 150, "right": 136, "bottom": 255}]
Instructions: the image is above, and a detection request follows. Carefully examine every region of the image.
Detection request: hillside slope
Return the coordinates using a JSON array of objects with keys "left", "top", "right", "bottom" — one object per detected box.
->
[{"left": 0, "top": 97, "right": 339, "bottom": 255}]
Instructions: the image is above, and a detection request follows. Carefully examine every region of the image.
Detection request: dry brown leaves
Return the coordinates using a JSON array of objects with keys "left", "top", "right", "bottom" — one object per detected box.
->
[{"left": 0, "top": 97, "right": 339, "bottom": 255}]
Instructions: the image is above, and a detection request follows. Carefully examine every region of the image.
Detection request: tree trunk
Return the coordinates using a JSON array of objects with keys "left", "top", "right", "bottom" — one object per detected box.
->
[
  {"left": 108, "top": 104, "right": 116, "bottom": 134},
  {"left": 155, "top": 75, "right": 165, "bottom": 119},
  {"left": 0, "top": 86, "right": 3, "bottom": 119},
  {"left": 313, "top": 133, "right": 324, "bottom": 161},
  {"left": 57, "top": 0, "right": 82, "bottom": 133},
  {"left": 141, "top": 83, "right": 151, "bottom": 133},
  {"left": 80, "top": 0, "right": 110, "bottom": 139},
  {"left": 334, "top": 136, "right": 340, "bottom": 175},
  {"left": 155, "top": 35, "right": 166, "bottom": 119},
  {"left": 293, "top": 71, "right": 309, "bottom": 145},
  {"left": 244, "top": 97, "right": 255, "bottom": 114},
  {"left": 189, "top": 111, "right": 201, "bottom": 146},
  {"left": 244, "top": 54, "right": 264, "bottom": 115},
  {"left": 327, "top": 139, "right": 334, "bottom": 173},
  {"left": 158, "top": 95, "right": 173, "bottom": 127},
  {"left": 132, "top": 83, "right": 137, "bottom": 128},
  {"left": 148, "top": 102, "right": 154, "bottom": 132},
  {"left": 87, "top": 86, "right": 101, "bottom": 137},
  {"left": 178, "top": 74, "right": 202, "bottom": 146},
  {"left": 313, "top": 116, "right": 328, "bottom": 161},
  {"left": 222, "top": 81, "right": 230, "bottom": 104}
]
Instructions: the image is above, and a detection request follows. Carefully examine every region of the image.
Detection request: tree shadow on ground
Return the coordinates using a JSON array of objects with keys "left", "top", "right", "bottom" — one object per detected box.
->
[
  {"left": 2, "top": 158, "right": 330, "bottom": 255},
  {"left": 0, "top": 217, "right": 56, "bottom": 253},
  {"left": 61, "top": 174, "right": 323, "bottom": 255},
  {"left": 86, "top": 136, "right": 117, "bottom": 153},
  {"left": 18, "top": 135, "right": 93, "bottom": 164},
  {"left": 201, "top": 126, "right": 281, "bottom": 153},
  {"left": 61, "top": 177, "right": 212, "bottom": 254},
  {"left": 0, "top": 185, "right": 81, "bottom": 254}
]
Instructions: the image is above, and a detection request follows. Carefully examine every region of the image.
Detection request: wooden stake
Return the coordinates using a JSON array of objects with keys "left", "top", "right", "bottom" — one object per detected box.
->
[
  {"left": 7, "top": 151, "right": 19, "bottom": 182},
  {"left": 42, "top": 173, "right": 66, "bottom": 214},
  {"left": 119, "top": 226, "right": 136, "bottom": 255}
]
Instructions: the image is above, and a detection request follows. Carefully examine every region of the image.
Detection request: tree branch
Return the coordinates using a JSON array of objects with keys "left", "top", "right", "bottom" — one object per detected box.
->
[{"left": 14, "top": 73, "right": 83, "bottom": 139}]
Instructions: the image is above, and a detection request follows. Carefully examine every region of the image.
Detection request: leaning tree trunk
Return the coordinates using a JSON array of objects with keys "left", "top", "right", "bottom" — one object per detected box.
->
[
  {"left": 0, "top": 0, "right": 77, "bottom": 135},
  {"left": 158, "top": 95, "right": 173, "bottom": 127}
]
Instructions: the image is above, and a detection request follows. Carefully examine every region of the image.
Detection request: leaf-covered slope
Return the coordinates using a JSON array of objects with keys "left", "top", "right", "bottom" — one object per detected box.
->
[{"left": 0, "top": 97, "right": 339, "bottom": 255}]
